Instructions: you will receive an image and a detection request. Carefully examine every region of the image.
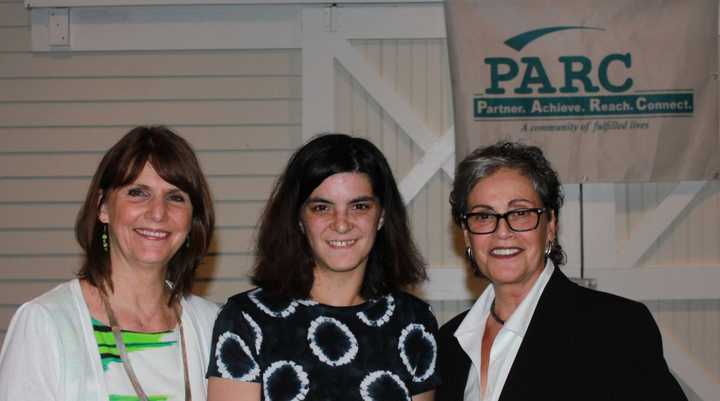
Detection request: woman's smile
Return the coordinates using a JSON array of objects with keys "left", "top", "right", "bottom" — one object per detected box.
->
[
  {"left": 134, "top": 228, "right": 170, "bottom": 239},
  {"left": 489, "top": 247, "right": 522, "bottom": 257}
]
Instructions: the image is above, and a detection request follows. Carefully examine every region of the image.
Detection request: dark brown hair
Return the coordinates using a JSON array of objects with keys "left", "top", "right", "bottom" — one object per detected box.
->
[
  {"left": 75, "top": 126, "right": 215, "bottom": 302},
  {"left": 252, "top": 133, "right": 427, "bottom": 299}
]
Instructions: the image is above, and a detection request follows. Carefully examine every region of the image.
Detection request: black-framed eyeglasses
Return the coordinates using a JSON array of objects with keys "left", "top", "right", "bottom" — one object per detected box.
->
[{"left": 462, "top": 208, "right": 546, "bottom": 235}]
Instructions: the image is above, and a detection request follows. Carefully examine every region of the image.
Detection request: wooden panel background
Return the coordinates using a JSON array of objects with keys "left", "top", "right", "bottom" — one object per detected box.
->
[
  {"left": 648, "top": 300, "right": 720, "bottom": 383},
  {"left": 615, "top": 180, "right": 720, "bottom": 267},
  {"left": 0, "top": 0, "right": 297, "bottom": 343},
  {"left": 614, "top": 180, "right": 720, "bottom": 384}
]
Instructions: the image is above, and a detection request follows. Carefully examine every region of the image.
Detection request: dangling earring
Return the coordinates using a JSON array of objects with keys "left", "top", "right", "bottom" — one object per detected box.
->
[
  {"left": 185, "top": 235, "right": 190, "bottom": 248},
  {"left": 101, "top": 224, "right": 109, "bottom": 252},
  {"left": 465, "top": 246, "right": 481, "bottom": 276},
  {"left": 544, "top": 239, "right": 554, "bottom": 259},
  {"left": 298, "top": 222, "right": 305, "bottom": 234}
]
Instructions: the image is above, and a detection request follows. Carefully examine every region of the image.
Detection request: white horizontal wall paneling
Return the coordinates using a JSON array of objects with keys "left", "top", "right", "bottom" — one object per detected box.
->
[
  {"left": 0, "top": 26, "right": 30, "bottom": 52},
  {"left": 0, "top": 52, "right": 301, "bottom": 77},
  {"left": 29, "top": 5, "right": 304, "bottom": 51},
  {"left": 0, "top": 126, "right": 299, "bottom": 152},
  {"left": 0, "top": 101, "right": 299, "bottom": 127},
  {"left": 0, "top": 77, "right": 301, "bottom": 102},
  {"left": 0, "top": 2, "right": 29, "bottom": 27},
  {"left": 0, "top": 0, "right": 302, "bottom": 343}
]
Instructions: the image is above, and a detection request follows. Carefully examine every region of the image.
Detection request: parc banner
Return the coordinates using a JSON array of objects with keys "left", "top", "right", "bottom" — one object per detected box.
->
[{"left": 445, "top": 0, "right": 719, "bottom": 182}]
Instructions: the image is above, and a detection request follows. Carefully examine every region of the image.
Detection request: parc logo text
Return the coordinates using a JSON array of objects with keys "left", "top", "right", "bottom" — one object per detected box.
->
[{"left": 473, "top": 26, "right": 694, "bottom": 119}]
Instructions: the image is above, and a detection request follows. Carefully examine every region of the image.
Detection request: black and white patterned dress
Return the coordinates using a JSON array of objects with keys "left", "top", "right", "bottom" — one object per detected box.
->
[{"left": 207, "top": 288, "right": 441, "bottom": 401}]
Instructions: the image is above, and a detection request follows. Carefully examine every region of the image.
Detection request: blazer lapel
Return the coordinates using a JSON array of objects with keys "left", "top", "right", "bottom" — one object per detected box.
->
[{"left": 498, "top": 269, "right": 579, "bottom": 401}]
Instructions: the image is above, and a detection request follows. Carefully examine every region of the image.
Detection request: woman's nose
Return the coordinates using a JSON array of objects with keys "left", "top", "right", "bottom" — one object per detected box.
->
[
  {"left": 147, "top": 198, "right": 167, "bottom": 221},
  {"left": 494, "top": 216, "right": 514, "bottom": 238},
  {"left": 330, "top": 212, "right": 351, "bottom": 233}
]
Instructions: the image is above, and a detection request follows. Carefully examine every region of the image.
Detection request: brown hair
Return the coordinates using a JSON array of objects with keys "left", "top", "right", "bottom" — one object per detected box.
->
[{"left": 75, "top": 126, "right": 215, "bottom": 303}]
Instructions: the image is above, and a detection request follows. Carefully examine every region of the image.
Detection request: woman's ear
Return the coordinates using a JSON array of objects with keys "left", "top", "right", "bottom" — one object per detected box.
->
[
  {"left": 462, "top": 228, "right": 471, "bottom": 248},
  {"left": 546, "top": 210, "right": 557, "bottom": 243},
  {"left": 377, "top": 212, "right": 385, "bottom": 231},
  {"left": 98, "top": 190, "right": 110, "bottom": 224}
]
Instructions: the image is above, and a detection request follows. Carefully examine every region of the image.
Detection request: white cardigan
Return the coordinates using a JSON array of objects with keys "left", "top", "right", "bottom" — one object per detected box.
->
[{"left": 0, "top": 279, "right": 219, "bottom": 401}]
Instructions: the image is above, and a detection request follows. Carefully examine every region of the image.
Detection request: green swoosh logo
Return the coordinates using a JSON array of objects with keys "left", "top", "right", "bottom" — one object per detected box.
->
[{"left": 505, "top": 26, "right": 604, "bottom": 51}]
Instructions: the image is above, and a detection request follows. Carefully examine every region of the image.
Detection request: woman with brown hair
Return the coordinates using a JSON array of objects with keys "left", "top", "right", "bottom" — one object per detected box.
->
[{"left": 0, "top": 126, "right": 218, "bottom": 401}]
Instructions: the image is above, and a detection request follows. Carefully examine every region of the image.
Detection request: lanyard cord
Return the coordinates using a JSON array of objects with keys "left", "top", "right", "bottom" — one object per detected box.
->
[{"left": 100, "top": 291, "right": 192, "bottom": 401}]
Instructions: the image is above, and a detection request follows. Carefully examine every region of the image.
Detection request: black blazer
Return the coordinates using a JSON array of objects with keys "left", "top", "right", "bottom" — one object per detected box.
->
[{"left": 437, "top": 268, "right": 687, "bottom": 401}]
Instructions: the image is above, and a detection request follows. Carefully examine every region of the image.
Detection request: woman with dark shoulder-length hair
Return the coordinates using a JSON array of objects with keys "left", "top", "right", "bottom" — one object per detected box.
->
[
  {"left": 0, "top": 126, "right": 219, "bottom": 401},
  {"left": 436, "top": 141, "right": 686, "bottom": 401},
  {"left": 208, "top": 133, "right": 440, "bottom": 401}
]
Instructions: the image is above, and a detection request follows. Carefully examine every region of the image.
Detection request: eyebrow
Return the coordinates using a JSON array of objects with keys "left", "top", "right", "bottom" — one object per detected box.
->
[
  {"left": 508, "top": 198, "right": 535, "bottom": 207},
  {"left": 128, "top": 183, "right": 184, "bottom": 194},
  {"left": 469, "top": 204, "right": 496, "bottom": 212},
  {"left": 469, "top": 198, "right": 535, "bottom": 211},
  {"left": 305, "top": 195, "right": 377, "bottom": 204},
  {"left": 350, "top": 196, "right": 377, "bottom": 203}
]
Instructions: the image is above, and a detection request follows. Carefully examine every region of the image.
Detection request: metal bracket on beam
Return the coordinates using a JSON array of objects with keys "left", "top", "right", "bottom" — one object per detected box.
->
[{"left": 323, "top": 3, "right": 340, "bottom": 32}]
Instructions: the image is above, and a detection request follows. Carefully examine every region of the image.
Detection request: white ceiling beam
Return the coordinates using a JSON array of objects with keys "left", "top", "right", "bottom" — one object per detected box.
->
[
  {"left": 26, "top": 0, "right": 441, "bottom": 7},
  {"left": 591, "top": 266, "right": 720, "bottom": 300},
  {"left": 30, "top": 5, "right": 303, "bottom": 51}
]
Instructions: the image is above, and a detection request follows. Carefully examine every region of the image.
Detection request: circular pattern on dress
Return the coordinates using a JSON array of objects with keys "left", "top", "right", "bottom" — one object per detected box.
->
[
  {"left": 215, "top": 331, "right": 260, "bottom": 381},
  {"left": 297, "top": 298, "right": 319, "bottom": 307},
  {"left": 359, "top": 370, "right": 410, "bottom": 401},
  {"left": 356, "top": 294, "right": 395, "bottom": 327},
  {"left": 307, "top": 316, "right": 359, "bottom": 366},
  {"left": 249, "top": 288, "right": 299, "bottom": 318},
  {"left": 242, "top": 311, "right": 263, "bottom": 353},
  {"left": 263, "top": 360, "right": 310, "bottom": 401},
  {"left": 398, "top": 323, "right": 437, "bottom": 382}
]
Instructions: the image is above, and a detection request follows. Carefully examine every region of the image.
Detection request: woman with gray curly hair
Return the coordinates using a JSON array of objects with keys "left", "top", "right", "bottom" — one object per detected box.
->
[{"left": 437, "top": 141, "right": 686, "bottom": 401}]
